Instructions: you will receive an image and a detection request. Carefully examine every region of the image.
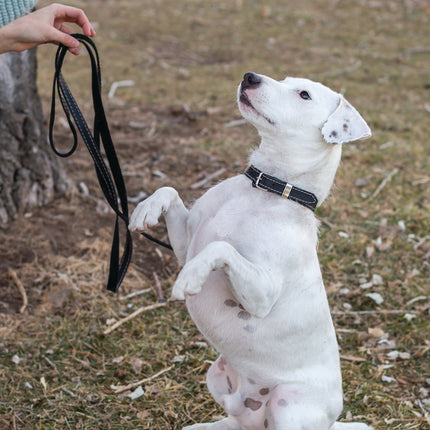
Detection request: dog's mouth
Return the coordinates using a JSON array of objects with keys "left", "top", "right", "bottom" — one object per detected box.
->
[
  {"left": 239, "top": 91, "right": 253, "bottom": 108},
  {"left": 239, "top": 90, "right": 275, "bottom": 126}
]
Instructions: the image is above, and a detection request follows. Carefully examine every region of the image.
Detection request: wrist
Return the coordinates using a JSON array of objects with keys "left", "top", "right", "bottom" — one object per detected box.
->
[
  {"left": 0, "top": 25, "right": 15, "bottom": 53},
  {"left": 0, "top": 20, "right": 33, "bottom": 54}
]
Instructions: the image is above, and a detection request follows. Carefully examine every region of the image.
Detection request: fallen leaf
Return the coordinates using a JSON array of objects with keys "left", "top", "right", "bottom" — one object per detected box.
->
[
  {"left": 381, "top": 374, "right": 396, "bottom": 383},
  {"left": 368, "top": 327, "right": 385, "bottom": 338},
  {"left": 371, "top": 274, "right": 384, "bottom": 285},
  {"left": 366, "top": 292, "right": 384, "bottom": 305},
  {"left": 340, "top": 354, "right": 366, "bottom": 362},
  {"left": 40, "top": 376, "right": 47, "bottom": 391},
  {"left": 130, "top": 357, "right": 144, "bottom": 374},
  {"left": 137, "top": 411, "right": 150, "bottom": 420},
  {"left": 360, "top": 281, "right": 374, "bottom": 290},
  {"left": 127, "top": 385, "right": 145, "bottom": 400},
  {"left": 399, "top": 352, "right": 411, "bottom": 360},
  {"left": 171, "top": 355, "right": 186, "bottom": 363},
  {"left": 386, "top": 350, "right": 399, "bottom": 359}
]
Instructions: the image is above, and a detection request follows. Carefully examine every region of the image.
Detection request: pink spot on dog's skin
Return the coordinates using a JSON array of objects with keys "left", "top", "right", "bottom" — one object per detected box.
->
[
  {"left": 226, "top": 376, "right": 232, "bottom": 390},
  {"left": 238, "top": 310, "right": 251, "bottom": 320},
  {"left": 224, "top": 299, "right": 237, "bottom": 307},
  {"left": 244, "top": 325, "right": 257, "bottom": 333},
  {"left": 244, "top": 397, "right": 262, "bottom": 411},
  {"left": 218, "top": 357, "right": 227, "bottom": 371},
  {"left": 277, "top": 398, "right": 287, "bottom": 407}
]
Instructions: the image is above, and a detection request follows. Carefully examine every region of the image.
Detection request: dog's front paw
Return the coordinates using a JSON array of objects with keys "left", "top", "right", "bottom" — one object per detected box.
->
[
  {"left": 129, "top": 187, "right": 178, "bottom": 231},
  {"left": 171, "top": 258, "right": 211, "bottom": 300}
]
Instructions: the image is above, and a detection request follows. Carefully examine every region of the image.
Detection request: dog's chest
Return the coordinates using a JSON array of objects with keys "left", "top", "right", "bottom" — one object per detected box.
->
[{"left": 186, "top": 176, "right": 282, "bottom": 255}]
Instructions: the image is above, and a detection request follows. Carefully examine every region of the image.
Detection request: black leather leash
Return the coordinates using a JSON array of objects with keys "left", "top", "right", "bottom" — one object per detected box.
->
[
  {"left": 244, "top": 165, "right": 318, "bottom": 211},
  {"left": 49, "top": 34, "right": 171, "bottom": 293}
]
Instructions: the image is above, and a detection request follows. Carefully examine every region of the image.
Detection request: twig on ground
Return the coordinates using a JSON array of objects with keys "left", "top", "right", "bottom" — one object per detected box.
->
[
  {"left": 340, "top": 354, "right": 366, "bottom": 362},
  {"left": 8, "top": 268, "right": 27, "bottom": 313},
  {"left": 320, "top": 218, "right": 335, "bottom": 229},
  {"left": 401, "top": 46, "right": 430, "bottom": 59},
  {"left": 224, "top": 119, "right": 247, "bottom": 128},
  {"left": 366, "top": 168, "right": 399, "bottom": 201},
  {"left": 332, "top": 309, "right": 415, "bottom": 316},
  {"left": 112, "top": 365, "right": 174, "bottom": 394},
  {"left": 153, "top": 272, "right": 165, "bottom": 302},
  {"left": 415, "top": 398, "right": 430, "bottom": 419},
  {"left": 43, "top": 355, "right": 57, "bottom": 370},
  {"left": 108, "top": 80, "right": 135, "bottom": 99},
  {"left": 119, "top": 288, "right": 152, "bottom": 301},
  {"left": 103, "top": 302, "right": 167, "bottom": 336},
  {"left": 406, "top": 296, "right": 430, "bottom": 306},
  {"left": 61, "top": 387, "right": 78, "bottom": 398},
  {"left": 413, "top": 236, "right": 430, "bottom": 251},
  {"left": 412, "top": 177, "right": 430, "bottom": 186},
  {"left": 191, "top": 168, "right": 226, "bottom": 189}
]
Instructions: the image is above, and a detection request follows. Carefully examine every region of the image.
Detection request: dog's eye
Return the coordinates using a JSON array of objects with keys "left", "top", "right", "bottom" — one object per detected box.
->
[{"left": 299, "top": 91, "right": 311, "bottom": 100}]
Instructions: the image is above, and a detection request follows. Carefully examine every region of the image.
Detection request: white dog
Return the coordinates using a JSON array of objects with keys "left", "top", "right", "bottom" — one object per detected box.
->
[{"left": 129, "top": 72, "right": 373, "bottom": 430}]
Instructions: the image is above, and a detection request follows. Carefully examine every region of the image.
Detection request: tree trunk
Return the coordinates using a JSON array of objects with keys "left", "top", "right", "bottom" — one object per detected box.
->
[{"left": 0, "top": 48, "right": 70, "bottom": 228}]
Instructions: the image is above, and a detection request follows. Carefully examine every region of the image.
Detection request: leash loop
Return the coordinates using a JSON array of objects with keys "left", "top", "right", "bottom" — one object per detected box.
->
[{"left": 49, "top": 34, "right": 171, "bottom": 292}]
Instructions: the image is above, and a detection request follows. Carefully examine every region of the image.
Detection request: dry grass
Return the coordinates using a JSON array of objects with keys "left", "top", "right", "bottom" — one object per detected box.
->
[{"left": 0, "top": 0, "right": 429, "bottom": 428}]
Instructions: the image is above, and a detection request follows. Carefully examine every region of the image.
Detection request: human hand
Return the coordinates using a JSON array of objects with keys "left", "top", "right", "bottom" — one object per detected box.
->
[{"left": 0, "top": 3, "right": 96, "bottom": 55}]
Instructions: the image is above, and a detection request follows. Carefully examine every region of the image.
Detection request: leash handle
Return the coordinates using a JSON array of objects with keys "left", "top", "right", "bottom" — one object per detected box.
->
[{"left": 49, "top": 34, "right": 171, "bottom": 293}]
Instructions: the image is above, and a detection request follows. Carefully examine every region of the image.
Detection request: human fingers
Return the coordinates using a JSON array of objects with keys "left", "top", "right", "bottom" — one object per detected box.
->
[
  {"left": 57, "top": 23, "right": 75, "bottom": 35},
  {"left": 45, "top": 26, "right": 80, "bottom": 52},
  {"left": 49, "top": 4, "right": 96, "bottom": 37}
]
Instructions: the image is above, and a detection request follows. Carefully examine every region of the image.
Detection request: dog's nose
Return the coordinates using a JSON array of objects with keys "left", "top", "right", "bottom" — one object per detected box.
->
[{"left": 242, "top": 72, "right": 262, "bottom": 91}]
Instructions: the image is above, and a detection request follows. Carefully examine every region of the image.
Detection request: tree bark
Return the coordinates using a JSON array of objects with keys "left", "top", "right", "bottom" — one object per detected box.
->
[{"left": 0, "top": 48, "right": 70, "bottom": 227}]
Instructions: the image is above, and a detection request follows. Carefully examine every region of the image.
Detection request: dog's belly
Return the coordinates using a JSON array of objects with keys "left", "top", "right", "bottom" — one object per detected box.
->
[{"left": 186, "top": 269, "right": 340, "bottom": 386}]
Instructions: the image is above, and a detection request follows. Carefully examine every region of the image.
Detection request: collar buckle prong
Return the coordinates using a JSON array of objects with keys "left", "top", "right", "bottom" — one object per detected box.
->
[
  {"left": 255, "top": 172, "right": 265, "bottom": 190},
  {"left": 282, "top": 183, "right": 293, "bottom": 198}
]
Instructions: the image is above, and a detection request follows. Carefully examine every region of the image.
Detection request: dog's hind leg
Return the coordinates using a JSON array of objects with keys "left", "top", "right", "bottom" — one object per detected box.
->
[
  {"left": 261, "top": 383, "right": 340, "bottom": 430},
  {"left": 183, "top": 416, "right": 242, "bottom": 430}
]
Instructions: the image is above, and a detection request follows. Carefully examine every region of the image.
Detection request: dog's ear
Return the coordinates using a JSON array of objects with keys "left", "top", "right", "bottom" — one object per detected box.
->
[{"left": 322, "top": 96, "right": 371, "bottom": 144}]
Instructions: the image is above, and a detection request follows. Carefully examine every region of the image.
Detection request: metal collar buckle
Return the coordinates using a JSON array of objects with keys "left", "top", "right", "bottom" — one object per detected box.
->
[
  {"left": 255, "top": 172, "right": 265, "bottom": 190},
  {"left": 282, "top": 183, "right": 293, "bottom": 198}
]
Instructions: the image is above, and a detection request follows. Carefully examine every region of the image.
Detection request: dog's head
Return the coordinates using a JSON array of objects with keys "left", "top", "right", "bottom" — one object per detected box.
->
[{"left": 237, "top": 72, "right": 371, "bottom": 145}]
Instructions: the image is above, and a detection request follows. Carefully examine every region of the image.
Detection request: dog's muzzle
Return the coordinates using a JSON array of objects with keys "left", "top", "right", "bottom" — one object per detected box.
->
[{"left": 241, "top": 72, "right": 262, "bottom": 92}]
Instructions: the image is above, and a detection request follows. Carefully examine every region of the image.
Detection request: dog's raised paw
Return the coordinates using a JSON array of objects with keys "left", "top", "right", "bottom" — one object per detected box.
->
[
  {"left": 129, "top": 187, "right": 178, "bottom": 231},
  {"left": 171, "top": 257, "right": 211, "bottom": 300},
  {"left": 171, "top": 271, "right": 203, "bottom": 300}
]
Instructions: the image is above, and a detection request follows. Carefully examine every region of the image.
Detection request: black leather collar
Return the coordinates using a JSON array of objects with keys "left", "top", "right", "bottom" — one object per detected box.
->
[{"left": 244, "top": 165, "right": 318, "bottom": 211}]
